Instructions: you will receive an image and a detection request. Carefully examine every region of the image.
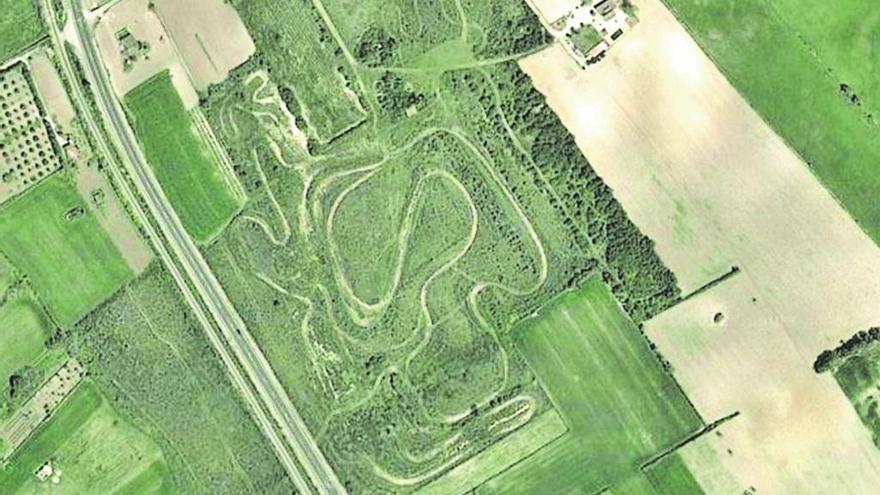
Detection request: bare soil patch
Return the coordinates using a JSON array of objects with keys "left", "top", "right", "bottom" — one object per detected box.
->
[
  {"left": 94, "top": 0, "right": 197, "bottom": 107},
  {"left": 28, "top": 49, "right": 75, "bottom": 135},
  {"left": 521, "top": 0, "right": 880, "bottom": 492},
  {"left": 75, "top": 163, "right": 152, "bottom": 274}
]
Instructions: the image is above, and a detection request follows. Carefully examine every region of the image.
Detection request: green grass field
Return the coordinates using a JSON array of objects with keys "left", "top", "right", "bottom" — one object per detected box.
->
[
  {"left": 479, "top": 278, "right": 701, "bottom": 494},
  {"left": 0, "top": 298, "right": 51, "bottom": 388},
  {"left": 125, "top": 72, "right": 239, "bottom": 243},
  {"left": 0, "top": 380, "right": 172, "bottom": 494},
  {"left": 0, "top": 0, "right": 44, "bottom": 63},
  {"left": 613, "top": 473, "right": 659, "bottom": 495},
  {"left": 569, "top": 25, "right": 602, "bottom": 54},
  {"left": 0, "top": 175, "right": 133, "bottom": 326},
  {"left": 644, "top": 453, "right": 704, "bottom": 495},
  {"left": 663, "top": 0, "right": 880, "bottom": 242}
]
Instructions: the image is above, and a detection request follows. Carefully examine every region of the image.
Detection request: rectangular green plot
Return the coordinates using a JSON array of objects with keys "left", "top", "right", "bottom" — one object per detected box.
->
[
  {"left": 232, "top": 0, "right": 365, "bottom": 142},
  {"left": 479, "top": 278, "right": 701, "bottom": 494},
  {"left": 663, "top": 0, "right": 880, "bottom": 243},
  {"left": 0, "top": 297, "right": 51, "bottom": 387},
  {"left": 0, "top": 175, "right": 133, "bottom": 326},
  {"left": 418, "top": 410, "right": 567, "bottom": 495},
  {"left": 612, "top": 473, "right": 659, "bottom": 495},
  {"left": 0, "top": 0, "right": 44, "bottom": 62},
  {"left": 0, "top": 380, "right": 171, "bottom": 494},
  {"left": 644, "top": 453, "right": 704, "bottom": 495},
  {"left": 125, "top": 72, "right": 240, "bottom": 243}
]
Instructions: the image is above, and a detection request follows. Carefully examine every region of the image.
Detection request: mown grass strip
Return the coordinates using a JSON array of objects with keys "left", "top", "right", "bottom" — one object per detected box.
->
[{"left": 418, "top": 410, "right": 567, "bottom": 495}]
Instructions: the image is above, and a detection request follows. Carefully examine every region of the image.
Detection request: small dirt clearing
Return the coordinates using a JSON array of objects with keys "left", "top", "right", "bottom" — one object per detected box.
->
[{"left": 521, "top": 0, "right": 880, "bottom": 491}]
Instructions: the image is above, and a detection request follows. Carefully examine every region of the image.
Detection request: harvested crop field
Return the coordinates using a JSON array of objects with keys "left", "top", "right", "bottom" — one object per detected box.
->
[
  {"left": 150, "top": 0, "right": 255, "bottom": 91},
  {"left": 520, "top": 1, "right": 880, "bottom": 491},
  {"left": 664, "top": 0, "right": 880, "bottom": 245}
]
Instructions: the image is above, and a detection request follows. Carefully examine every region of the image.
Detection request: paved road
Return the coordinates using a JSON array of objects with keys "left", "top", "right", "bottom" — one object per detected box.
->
[
  {"left": 40, "top": 2, "right": 314, "bottom": 490},
  {"left": 64, "top": 2, "right": 346, "bottom": 493}
]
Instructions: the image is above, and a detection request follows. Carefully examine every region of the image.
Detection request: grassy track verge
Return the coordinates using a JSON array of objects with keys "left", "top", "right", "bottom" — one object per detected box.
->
[
  {"left": 479, "top": 278, "right": 701, "bottom": 494},
  {"left": 0, "top": 174, "right": 132, "bottom": 326},
  {"left": 125, "top": 72, "right": 240, "bottom": 243},
  {"left": 417, "top": 410, "right": 566, "bottom": 495},
  {"left": 663, "top": 0, "right": 880, "bottom": 241}
]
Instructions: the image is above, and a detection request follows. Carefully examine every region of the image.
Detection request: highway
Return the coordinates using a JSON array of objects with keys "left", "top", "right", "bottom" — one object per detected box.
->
[{"left": 59, "top": 1, "right": 346, "bottom": 493}]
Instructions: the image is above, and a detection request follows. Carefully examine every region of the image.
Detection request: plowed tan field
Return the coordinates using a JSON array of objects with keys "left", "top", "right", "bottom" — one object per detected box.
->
[{"left": 521, "top": 0, "right": 880, "bottom": 492}]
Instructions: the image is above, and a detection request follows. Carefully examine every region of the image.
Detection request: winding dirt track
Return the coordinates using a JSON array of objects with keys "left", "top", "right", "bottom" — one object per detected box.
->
[{"left": 315, "top": 128, "right": 548, "bottom": 485}]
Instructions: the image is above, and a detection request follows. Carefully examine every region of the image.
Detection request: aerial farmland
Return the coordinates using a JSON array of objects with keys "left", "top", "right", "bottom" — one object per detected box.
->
[{"left": 1, "top": 0, "right": 879, "bottom": 493}]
